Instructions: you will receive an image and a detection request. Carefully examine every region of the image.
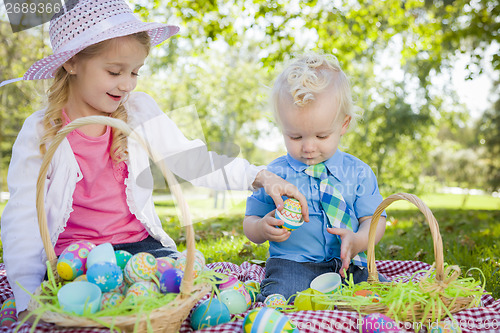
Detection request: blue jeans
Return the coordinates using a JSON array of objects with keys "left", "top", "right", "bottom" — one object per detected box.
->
[
  {"left": 256, "top": 257, "right": 389, "bottom": 302},
  {"left": 113, "top": 236, "right": 179, "bottom": 258}
]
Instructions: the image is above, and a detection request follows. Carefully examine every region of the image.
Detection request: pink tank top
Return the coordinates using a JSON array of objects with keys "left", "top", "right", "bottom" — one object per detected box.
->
[{"left": 54, "top": 112, "right": 149, "bottom": 255}]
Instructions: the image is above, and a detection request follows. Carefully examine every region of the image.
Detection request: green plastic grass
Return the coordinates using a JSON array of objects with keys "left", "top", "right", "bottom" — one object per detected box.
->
[
  {"left": 16, "top": 262, "right": 221, "bottom": 333},
  {"left": 293, "top": 263, "right": 486, "bottom": 327}
]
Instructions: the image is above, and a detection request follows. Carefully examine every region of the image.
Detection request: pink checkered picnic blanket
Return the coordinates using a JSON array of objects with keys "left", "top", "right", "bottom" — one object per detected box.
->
[{"left": 0, "top": 261, "right": 498, "bottom": 332}]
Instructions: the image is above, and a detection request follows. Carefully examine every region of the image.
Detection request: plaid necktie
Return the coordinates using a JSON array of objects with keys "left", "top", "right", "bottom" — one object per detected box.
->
[{"left": 304, "top": 162, "right": 367, "bottom": 267}]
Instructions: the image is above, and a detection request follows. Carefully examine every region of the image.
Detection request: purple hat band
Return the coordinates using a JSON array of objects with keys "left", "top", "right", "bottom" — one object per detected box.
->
[{"left": 1, "top": 0, "right": 179, "bottom": 86}]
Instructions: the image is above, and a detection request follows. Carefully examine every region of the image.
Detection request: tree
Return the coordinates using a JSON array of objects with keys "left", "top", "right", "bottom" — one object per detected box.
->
[
  {"left": 0, "top": 20, "right": 50, "bottom": 191},
  {"left": 477, "top": 82, "right": 500, "bottom": 191}
]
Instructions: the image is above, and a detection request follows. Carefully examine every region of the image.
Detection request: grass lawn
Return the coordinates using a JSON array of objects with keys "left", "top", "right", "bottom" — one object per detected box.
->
[{"left": 0, "top": 193, "right": 499, "bottom": 299}]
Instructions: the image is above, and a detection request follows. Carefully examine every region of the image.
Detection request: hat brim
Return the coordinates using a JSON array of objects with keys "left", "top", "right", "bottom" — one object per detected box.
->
[{"left": 23, "top": 22, "right": 179, "bottom": 81}]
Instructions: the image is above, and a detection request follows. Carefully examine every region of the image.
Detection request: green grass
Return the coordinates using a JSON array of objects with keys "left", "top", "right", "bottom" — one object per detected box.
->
[
  {"left": 159, "top": 205, "right": 500, "bottom": 299},
  {"left": 0, "top": 194, "right": 499, "bottom": 299}
]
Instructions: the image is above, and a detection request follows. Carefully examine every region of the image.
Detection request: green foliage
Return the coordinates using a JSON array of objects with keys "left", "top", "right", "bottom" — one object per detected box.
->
[
  {"left": 0, "top": 21, "right": 50, "bottom": 191},
  {"left": 1, "top": 0, "right": 498, "bottom": 192},
  {"left": 477, "top": 88, "right": 500, "bottom": 191}
]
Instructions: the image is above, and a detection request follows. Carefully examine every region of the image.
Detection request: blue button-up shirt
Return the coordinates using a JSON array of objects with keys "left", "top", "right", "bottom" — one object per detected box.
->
[{"left": 245, "top": 150, "right": 386, "bottom": 263}]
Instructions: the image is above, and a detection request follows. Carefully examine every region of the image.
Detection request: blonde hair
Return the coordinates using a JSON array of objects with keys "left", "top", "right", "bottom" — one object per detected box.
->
[
  {"left": 40, "top": 32, "right": 151, "bottom": 163},
  {"left": 272, "top": 53, "right": 361, "bottom": 129}
]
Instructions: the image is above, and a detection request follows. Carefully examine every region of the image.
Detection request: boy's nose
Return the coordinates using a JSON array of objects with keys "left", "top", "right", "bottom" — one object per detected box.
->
[{"left": 302, "top": 139, "right": 316, "bottom": 153}]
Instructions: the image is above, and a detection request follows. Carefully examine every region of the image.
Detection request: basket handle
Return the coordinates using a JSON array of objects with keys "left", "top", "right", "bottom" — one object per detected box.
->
[
  {"left": 36, "top": 116, "right": 196, "bottom": 296},
  {"left": 366, "top": 193, "right": 444, "bottom": 283}
]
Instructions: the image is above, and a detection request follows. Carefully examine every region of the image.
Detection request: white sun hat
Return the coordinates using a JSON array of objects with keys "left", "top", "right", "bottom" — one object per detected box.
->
[{"left": 0, "top": 0, "right": 179, "bottom": 87}]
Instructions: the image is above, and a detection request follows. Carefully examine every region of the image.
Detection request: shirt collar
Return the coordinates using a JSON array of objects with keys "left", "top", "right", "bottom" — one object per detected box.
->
[{"left": 285, "top": 150, "right": 345, "bottom": 182}]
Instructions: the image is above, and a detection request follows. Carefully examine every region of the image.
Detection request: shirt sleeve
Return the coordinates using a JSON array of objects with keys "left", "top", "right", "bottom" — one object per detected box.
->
[
  {"left": 245, "top": 160, "right": 285, "bottom": 217},
  {"left": 245, "top": 187, "right": 277, "bottom": 217},
  {"left": 1, "top": 112, "right": 47, "bottom": 315},
  {"left": 353, "top": 164, "right": 386, "bottom": 219},
  {"left": 127, "top": 92, "right": 264, "bottom": 191}
]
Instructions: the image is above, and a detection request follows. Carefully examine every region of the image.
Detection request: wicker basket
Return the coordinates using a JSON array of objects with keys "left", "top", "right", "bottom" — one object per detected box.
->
[
  {"left": 334, "top": 193, "right": 480, "bottom": 321},
  {"left": 27, "top": 116, "right": 211, "bottom": 332}
]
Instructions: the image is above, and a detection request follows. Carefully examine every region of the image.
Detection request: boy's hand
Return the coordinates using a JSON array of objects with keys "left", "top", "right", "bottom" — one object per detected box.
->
[
  {"left": 259, "top": 210, "right": 292, "bottom": 242},
  {"left": 326, "top": 227, "right": 362, "bottom": 278},
  {"left": 253, "top": 170, "right": 309, "bottom": 222}
]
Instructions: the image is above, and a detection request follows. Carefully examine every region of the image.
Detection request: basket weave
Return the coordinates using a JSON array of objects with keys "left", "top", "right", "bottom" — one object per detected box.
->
[
  {"left": 335, "top": 193, "right": 479, "bottom": 321},
  {"left": 27, "top": 116, "right": 211, "bottom": 332}
]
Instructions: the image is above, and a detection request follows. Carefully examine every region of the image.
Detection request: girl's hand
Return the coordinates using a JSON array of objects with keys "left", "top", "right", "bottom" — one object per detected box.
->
[
  {"left": 326, "top": 227, "right": 363, "bottom": 278},
  {"left": 253, "top": 170, "right": 309, "bottom": 222}
]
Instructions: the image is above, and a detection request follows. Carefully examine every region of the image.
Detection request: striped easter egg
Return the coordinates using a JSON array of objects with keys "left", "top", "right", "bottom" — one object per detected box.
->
[{"left": 243, "top": 307, "right": 298, "bottom": 333}]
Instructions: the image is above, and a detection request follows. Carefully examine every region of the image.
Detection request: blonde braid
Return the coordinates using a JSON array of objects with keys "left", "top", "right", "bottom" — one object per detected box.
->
[{"left": 110, "top": 102, "right": 128, "bottom": 163}]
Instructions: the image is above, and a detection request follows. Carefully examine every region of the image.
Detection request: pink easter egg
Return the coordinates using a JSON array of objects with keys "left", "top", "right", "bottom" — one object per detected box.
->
[
  {"left": 57, "top": 241, "right": 96, "bottom": 280},
  {"left": 362, "top": 313, "right": 399, "bottom": 333},
  {"left": 155, "top": 257, "right": 175, "bottom": 279}
]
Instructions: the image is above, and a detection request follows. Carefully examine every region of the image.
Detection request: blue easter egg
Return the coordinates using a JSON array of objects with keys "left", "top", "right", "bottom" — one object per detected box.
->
[
  {"left": 159, "top": 268, "right": 183, "bottom": 293},
  {"left": 243, "top": 307, "right": 298, "bottom": 333},
  {"left": 190, "top": 298, "right": 231, "bottom": 330},
  {"left": 87, "top": 262, "right": 124, "bottom": 292}
]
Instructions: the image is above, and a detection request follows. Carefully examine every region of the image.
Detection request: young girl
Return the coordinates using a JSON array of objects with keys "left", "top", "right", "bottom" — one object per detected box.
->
[{"left": 0, "top": 0, "right": 309, "bottom": 319}]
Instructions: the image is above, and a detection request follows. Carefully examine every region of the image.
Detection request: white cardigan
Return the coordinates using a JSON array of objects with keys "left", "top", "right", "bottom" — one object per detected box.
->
[{"left": 1, "top": 92, "right": 263, "bottom": 314}]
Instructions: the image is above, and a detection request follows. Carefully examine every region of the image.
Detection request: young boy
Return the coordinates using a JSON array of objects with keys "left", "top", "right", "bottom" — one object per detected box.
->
[{"left": 243, "top": 53, "right": 387, "bottom": 301}]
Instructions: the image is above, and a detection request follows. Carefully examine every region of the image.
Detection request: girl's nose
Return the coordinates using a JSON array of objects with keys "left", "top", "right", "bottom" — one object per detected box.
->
[{"left": 119, "top": 77, "right": 135, "bottom": 92}]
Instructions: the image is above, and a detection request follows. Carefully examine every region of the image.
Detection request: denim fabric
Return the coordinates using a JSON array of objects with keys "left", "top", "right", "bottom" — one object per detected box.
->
[
  {"left": 256, "top": 257, "right": 389, "bottom": 302},
  {"left": 113, "top": 236, "right": 179, "bottom": 258}
]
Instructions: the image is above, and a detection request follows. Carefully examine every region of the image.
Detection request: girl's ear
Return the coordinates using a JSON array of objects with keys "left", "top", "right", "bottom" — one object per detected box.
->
[
  {"left": 62, "top": 58, "right": 76, "bottom": 74},
  {"left": 340, "top": 115, "right": 351, "bottom": 136}
]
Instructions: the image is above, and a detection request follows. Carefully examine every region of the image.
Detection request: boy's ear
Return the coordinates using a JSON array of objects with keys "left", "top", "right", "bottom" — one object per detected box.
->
[{"left": 340, "top": 115, "right": 351, "bottom": 136}]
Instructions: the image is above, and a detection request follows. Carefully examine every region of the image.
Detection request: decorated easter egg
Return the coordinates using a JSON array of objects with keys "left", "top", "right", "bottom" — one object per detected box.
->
[
  {"left": 74, "top": 274, "right": 88, "bottom": 282},
  {"left": 114, "top": 278, "right": 128, "bottom": 294},
  {"left": 243, "top": 307, "right": 298, "bottom": 333},
  {"left": 190, "top": 298, "right": 231, "bottom": 330},
  {"left": 0, "top": 298, "right": 16, "bottom": 327},
  {"left": 275, "top": 198, "right": 303, "bottom": 231},
  {"left": 100, "top": 292, "right": 125, "bottom": 310},
  {"left": 362, "top": 313, "right": 399, "bottom": 333},
  {"left": 87, "top": 262, "right": 124, "bottom": 292},
  {"left": 174, "top": 250, "right": 205, "bottom": 277},
  {"left": 264, "top": 293, "right": 287, "bottom": 311},
  {"left": 218, "top": 276, "right": 252, "bottom": 308},
  {"left": 155, "top": 257, "right": 175, "bottom": 279},
  {"left": 219, "top": 289, "right": 248, "bottom": 314},
  {"left": 429, "top": 322, "right": 459, "bottom": 333},
  {"left": 124, "top": 252, "right": 157, "bottom": 284},
  {"left": 244, "top": 280, "right": 260, "bottom": 303},
  {"left": 126, "top": 281, "right": 160, "bottom": 298},
  {"left": 159, "top": 268, "right": 184, "bottom": 293},
  {"left": 57, "top": 241, "right": 96, "bottom": 280},
  {"left": 354, "top": 289, "right": 381, "bottom": 303},
  {"left": 114, "top": 250, "right": 132, "bottom": 270},
  {"left": 86, "top": 243, "right": 116, "bottom": 269}
]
